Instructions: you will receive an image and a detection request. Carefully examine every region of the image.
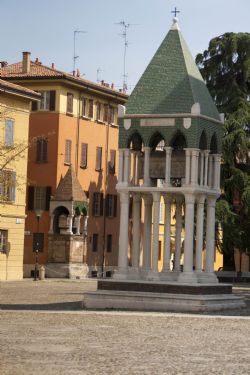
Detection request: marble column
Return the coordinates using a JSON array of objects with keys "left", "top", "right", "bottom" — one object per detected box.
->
[
  {"left": 208, "top": 154, "right": 214, "bottom": 188},
  {"left": 123, "top": 149, "right": 131, "bottom": 186},
  {"left": 118, "top": 149, "right": 124, "bottom": 184},
  {"left": 204, "top": 196, "right": 218, "bottom": 283},
  {"left": 67, "top": 215, "right": 74, "bottom": 235},
  {"left": 190, "top": 149, "right": 200, "bottom": 186},
  {"left": 48, "top": 213, "right": 54, "bottom": 234},
  {"left": 147, "top": 192, "right": 160, "bottom": 280},
  {"left": 114, "top": 192, "right": 129, "bottom": 279},
  {"left": 131, "top": 194, "right": 141, "bottom": 277},
  {"left": 174, "top": 195, "right": 183, "bottom": 273},
  {"left": 213, "top": 154, "right": 221, "bottom": 190},
  {"left": 132, "top": 151, "right": 137, "bottom": 186},
  {"left": 142, "top": 195, "right": 153, "bottom": 274},
  {"left": 161, "top": 194, "right": 172, "bottom": 278},
  {"left": 143, "top": 147, "right": 151, "bottom": 187},
  {"left": 199, "top": 151, "right": 205, "bottom": 186},
  {"left": 75, "top": 215, "right": 81, "bottom": 235},
  {"left": 164, "top": 147, "right": 173, "bottom": 186},
  {"left": 178, "top": 194, "right": 197, "bottom": 283},
  {"left": 184, "top": 148, "right": 191, "bottom": 185},
  {"left": 195, "top": 195, "right": 206, "bottom": 273},
  {"left": 204, "top": 150, "right": 209, "bottom": 187}
]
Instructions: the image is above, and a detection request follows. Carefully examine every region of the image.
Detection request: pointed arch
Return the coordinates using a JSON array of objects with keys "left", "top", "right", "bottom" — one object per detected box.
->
[
  {"left": 148, "top": 131, "right": 166, "bottom": 150},
  {"left": 127, "top": 132, "right": 144, "bottom": 151},
  {"left": 210, "top": 133, "right": 218, "bottom": 154},
  {"left": 170, "top": 131, "right": 187, "bottom": 150},
  {"left": 199, "top": 130, "right": 208, "bottom": 150}
]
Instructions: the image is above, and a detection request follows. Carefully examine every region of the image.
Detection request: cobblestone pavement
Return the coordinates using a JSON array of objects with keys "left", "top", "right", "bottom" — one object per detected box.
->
[{"left": 0, "top": 280, "right": 250, "bottom": 375}]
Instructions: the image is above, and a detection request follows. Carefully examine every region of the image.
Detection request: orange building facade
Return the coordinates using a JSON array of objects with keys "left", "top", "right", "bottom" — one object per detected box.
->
[{"left": 1, "top": 53, "right": 128, "bottom": 277}]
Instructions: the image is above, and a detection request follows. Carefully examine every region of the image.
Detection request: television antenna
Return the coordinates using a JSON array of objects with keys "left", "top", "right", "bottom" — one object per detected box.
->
[
  {"left": 73, "top": 28, "right": 87, "bottom": 72},
  {"left": 116, "top": 20, "right": 138, "bottom": 93}
]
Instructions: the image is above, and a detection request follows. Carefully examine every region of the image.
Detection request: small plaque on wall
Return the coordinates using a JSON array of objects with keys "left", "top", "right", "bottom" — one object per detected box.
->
[{"left": 141, "top": 118, "right": 175, "bottom": 127}]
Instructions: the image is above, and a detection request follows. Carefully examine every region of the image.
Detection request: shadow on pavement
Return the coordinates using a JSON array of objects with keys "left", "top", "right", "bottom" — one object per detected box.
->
[{"left": 0, "top": 301, "right": 82, "bottom": 311}]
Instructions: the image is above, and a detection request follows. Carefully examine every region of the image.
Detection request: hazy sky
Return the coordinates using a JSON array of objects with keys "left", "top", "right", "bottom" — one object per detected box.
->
[{"left": 1, "top": 0, "right": 250, "bottom": 92}]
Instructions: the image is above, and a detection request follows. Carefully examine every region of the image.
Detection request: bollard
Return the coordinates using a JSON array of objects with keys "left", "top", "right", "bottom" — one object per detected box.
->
[{"left": 39, "top": 266, "right": 45, "bottom": 280}]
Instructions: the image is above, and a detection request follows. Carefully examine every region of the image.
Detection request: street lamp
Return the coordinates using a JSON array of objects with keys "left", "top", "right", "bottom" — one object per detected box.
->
[{"left": 34, "top": 209, "right": 43, "bottom": 281}]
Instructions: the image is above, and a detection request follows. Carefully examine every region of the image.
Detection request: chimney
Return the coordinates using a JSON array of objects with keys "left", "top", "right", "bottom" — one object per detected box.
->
[
  {"left": 111, "top": 83, "right": 114, "bottom": 89},
  {"left": 51, "top": 63, "right": 55, "bottom": 69},
  {"left": 0, "top": 61, "right": 8, "bottom": 68},
  {"left": 22, "top": 51, "right": 31, "bottom": 73},
  {"left": 76, "top": 68, "right": 80, "bottom": 77}
]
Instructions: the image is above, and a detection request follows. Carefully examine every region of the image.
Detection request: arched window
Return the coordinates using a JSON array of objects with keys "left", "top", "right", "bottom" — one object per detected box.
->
[
  {"left": 199, "top": 130, "right": 207, "bottom": 150},
  {"left": 210, "top": 133, "right": 218, "bottom": 154}
]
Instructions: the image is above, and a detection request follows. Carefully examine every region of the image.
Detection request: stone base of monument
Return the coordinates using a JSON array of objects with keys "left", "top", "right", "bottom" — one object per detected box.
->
[
  {"left": 46, "top": 262, "right": 89, "bottom": 279},
  {"left": 83, "top": 280, "right": 246, "bottom": 312}
]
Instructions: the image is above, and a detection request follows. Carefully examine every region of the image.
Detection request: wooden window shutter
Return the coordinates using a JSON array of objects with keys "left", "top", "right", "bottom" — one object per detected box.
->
[
  {"left": 45, "top": 186, "right": 51, "bottom": 211},
  {"left": 100, "top": 193, "right": 104, "bottom": 216},
  {"left": 67, "top": 93, "right": 73, "bottom": 113},
  {"left": 103, "top": 104, "right": 108, "bottom": 122},
  {"left": 9, "top": 171, "right": 16, "bottom": 202},
  {"left": 105, "top": 194, "right": 110, "bottom": 217},
  {"left": 32, "top": 100, "right": 38, "bottom": 111},
  {"left": 5, "top": 119, "right": 14, "bottom": 146},
  {"left": 113, "top": 195, "right": 117, "bottom": 217},
  {"left": 95, "top": 147, "right": 102, "bottom": 171},
  {"left": 65, "top": 140, "right": 72, "bottom": 164},
  {"left": 27, "top": 186, "right": 35, "bottom": 210},
  {"left": 88, "top": 99, "right": 93, "bottom": 118},
  {"left": 49, "top": 91, "right": 56, "bottom": 111},
  {"left": 80, "top": 143, "right": 88, "bottom": 168}
]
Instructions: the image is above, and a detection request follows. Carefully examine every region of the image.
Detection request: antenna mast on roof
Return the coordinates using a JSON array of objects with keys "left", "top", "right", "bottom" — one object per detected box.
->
[
  {"left": 116, "top": 20, "right": 138, "bottom": 93},
  {"left": 73, "top": 28, "right": 87, "bottom": 72}
]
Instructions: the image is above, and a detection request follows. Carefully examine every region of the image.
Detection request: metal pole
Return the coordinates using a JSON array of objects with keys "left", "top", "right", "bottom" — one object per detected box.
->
[{"left": 34, "top": 216, "right": 40, "bottom": 281}]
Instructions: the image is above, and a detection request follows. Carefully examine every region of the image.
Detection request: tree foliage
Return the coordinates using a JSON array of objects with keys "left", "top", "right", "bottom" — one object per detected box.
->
[{"left": 196, "top": 33, "right": 250, "bottom": 260}]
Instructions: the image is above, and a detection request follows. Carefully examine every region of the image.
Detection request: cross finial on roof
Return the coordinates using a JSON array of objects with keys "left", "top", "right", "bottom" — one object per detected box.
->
[{"left": 171, "top": 7, "right": 180, "bottom": 17}]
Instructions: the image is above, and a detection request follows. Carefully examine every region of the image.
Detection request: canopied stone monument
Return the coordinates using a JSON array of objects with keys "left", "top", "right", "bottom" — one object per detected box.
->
[
  {"left": 84, "top": 17, "right": 245, "bottom": 311},
  {"left": 47, "top": 166, "right": 89, "bottom": 279}
]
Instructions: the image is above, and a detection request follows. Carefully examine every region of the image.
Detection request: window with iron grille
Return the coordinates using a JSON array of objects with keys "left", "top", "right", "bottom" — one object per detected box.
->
[
  {"left": 107, "top": 234, "right": 112, "bottom": 253},
  {"left": 0, "top": 170, "right": 16, "bottom": 202},
  {"left": 67, "top": 93, "right": 74, "bottom": 114},
  {"left": 5, "top": 119, "right": 14, "bottom": 146},
  {"left": 0, "top": 230, "right": 8, "bottom": 253},
  {"left": 95, "top": 146, "right": 102, "bottom": 171},
  {"left": 36, "top": 137, "right": 48, "bottom": 162},
  {"left": 88, "top": 99, "right": 94, "bottom": 118},
  {"left": 33, "top": 232, "right": 44, "bottom": 252},
  {"left": 109, "top": 149, "right": 116, "bottom": 174},
  {"left": 92, "top": 233, "right": 98, "bottom": 252},
  {"left": 80, "top": 143, "right": 88, "bottom": 169},
  {"left": 64, "top": 139, "right": 72, "bottom": 165}
]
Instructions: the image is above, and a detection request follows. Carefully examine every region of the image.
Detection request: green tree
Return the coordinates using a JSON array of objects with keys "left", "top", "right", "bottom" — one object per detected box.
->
[{"left": 196, "top": 32, "right": 250, "bottom": 270}]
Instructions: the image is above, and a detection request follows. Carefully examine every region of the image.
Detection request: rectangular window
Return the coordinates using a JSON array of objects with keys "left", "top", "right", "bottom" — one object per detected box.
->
[
  {"left": 107, "top": 234, "right": 112, "bottom": 253},
  {"left": 36, "top": 91, "right": 56, "bottom": 111},
  {"left": 67, "top": 93, "right": 74, "bottom": 114},
  {"left": 82, "top": 97, "right": 87, "bottom": 117},
  {"left": 158, "top": 241, "right": 162, "bottom": 261},
  {"left": 64, "top": 140, "right": 72, "bottom": 165},
  {"left": 95, "top": 146, "right": 102, "bottom": 171},
  {"left": 33, "top": 232, "right": 44, "bottom": 252},
  {"left": 92, "top": 233, "right": 98, "bottom": 252},
  {"left": 5, "top": 119, "right": 14, "bottom": 146},
  {"left": 0, "top": 230, "right": 8, "bottom": 253},
  {"left": 88, "top": 99, "right": 94, "bottom": 118},
  {"left": 109, "top": 149, "right": 116, "bottom": 174},
  {"left": 0, "top": 170, "right": 16, "bottom": 202},
  {"left": 80, "top": 143, "right": 88, "bottom": 169},
  {"left": 105, "top": 194, "right": 117, "bottom": 218},
  {"left": 96, "top": 102, "right": 102, "bottom": 121},
  {"left": 36, "top": 137, "right": 48, "bottom": 163},
  {"left": 27, "top": 186, "right": 51, "bottom": 211},
  {"left": 92, "top": 192, "right": 103, "bottom": 216}
]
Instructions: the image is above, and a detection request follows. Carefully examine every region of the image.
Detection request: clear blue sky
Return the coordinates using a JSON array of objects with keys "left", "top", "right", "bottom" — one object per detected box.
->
[{"left": 1, "top": 0, "right": 250, "bottom": 92}]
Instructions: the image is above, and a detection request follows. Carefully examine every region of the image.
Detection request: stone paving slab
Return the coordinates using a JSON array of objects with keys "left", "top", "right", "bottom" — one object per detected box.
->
[{"left": 0, "top": 280, "right": 250, "bottom": 375}]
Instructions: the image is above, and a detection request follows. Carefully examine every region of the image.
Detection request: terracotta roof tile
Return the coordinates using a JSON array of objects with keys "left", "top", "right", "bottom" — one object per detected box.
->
[
  {"left": 0, "top": 78, "right": 40, "bottom": 98},
  {"left": 53, "top": 166, "right": 87, "bottom": 202}
]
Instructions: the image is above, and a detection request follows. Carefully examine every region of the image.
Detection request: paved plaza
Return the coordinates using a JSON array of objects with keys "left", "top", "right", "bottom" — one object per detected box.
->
[{"left": 0, "top": 280, "right": 250, "bottom": 375}]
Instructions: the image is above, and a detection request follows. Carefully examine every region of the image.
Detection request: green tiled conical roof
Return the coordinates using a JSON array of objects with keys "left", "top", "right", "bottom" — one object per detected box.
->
[{"left": 126, "top": 19, "right": 220, "bottom": 121}]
